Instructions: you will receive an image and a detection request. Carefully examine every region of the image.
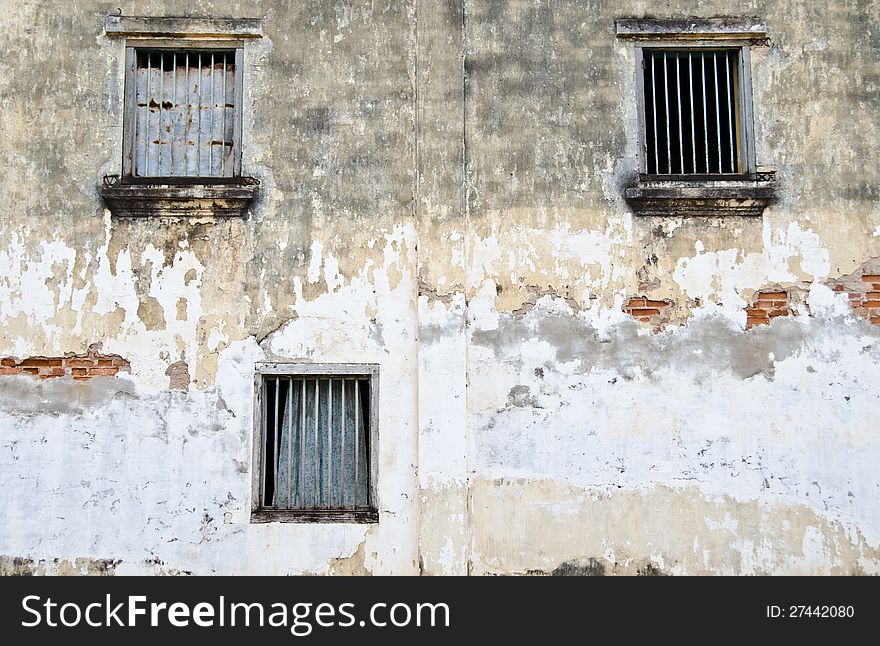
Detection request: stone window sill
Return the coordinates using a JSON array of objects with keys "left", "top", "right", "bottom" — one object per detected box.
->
[
  {"left": 624, "top": 173, "right": 777, "bottom": 217},
  {"left": 101, "top": 177, "right": 259, "bottom": 218}
]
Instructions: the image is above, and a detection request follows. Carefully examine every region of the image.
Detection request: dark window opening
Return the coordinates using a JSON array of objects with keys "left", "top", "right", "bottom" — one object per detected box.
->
[
  {"left": 643, "top": 49, "right": 741, "bottom": 175},
  {"left": 261, "top": 376, "right": 372, "bottom": 512},
  {"left": 132, "top": 50, "right": 237, "bottom": 178}
]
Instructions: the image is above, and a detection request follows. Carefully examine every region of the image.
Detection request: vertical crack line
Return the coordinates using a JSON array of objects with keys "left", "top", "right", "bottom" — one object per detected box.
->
[
  {"left": 412, "top": 0, "right": 423, "bottom": 576},
  {"left": 461, "top": 0, "right": 469, "bottom": 227},
  {"left": 460, "top": 0, "right": 473, "bottom": 577},
  {"left": 412, "top": 0, "right": 420, "bottom": 226}
]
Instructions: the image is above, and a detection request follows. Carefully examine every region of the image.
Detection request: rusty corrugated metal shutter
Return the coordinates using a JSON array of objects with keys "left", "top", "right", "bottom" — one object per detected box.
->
[{"left": 133, "top": 50, "right": 236, "bottom": 177}]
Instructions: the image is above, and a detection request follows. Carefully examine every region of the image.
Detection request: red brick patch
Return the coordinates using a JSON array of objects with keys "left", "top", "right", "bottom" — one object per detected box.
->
[
  {"left": 746, "top": 291, "right": 792, "bottom": 329},
  {"left": 0, "top": 344, "right": 129, "bottom": 380},
  {"left": 831, "top": 272, "right": 880, "bottom": 325},
  {"left": 623, "top": 296, "right": 672, "bottom": 331}
]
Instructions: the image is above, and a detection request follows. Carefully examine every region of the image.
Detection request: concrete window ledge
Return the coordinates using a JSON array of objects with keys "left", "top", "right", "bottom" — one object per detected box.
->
[
  {"left": 624, "top": 175, "right": 776, "bottom": 217},
  {"left": 101, "top": 178, "right": 259, "bottom": 218}
]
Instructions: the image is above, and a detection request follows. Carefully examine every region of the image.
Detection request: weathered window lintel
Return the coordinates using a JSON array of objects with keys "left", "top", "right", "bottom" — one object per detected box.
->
[
  {"left": 104, "top": 15, "right": 264, "bottom": 40},
  {"left": 615, "top": 17, "right": 768, "bottom": 44}
]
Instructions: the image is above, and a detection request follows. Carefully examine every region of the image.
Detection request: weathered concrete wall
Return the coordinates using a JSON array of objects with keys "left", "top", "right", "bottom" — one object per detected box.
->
[{"left": 1, "top": 0, "right": 879, "bottom": 574}]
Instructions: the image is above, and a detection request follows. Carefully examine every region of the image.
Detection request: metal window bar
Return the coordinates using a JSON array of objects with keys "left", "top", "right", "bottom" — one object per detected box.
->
[
  {"left": 184, "top": 53, "right": 190, "bottom": 176},
  {"left": 725, "top": 51, "right": 736, "bottom": 173},
  {"left": 313, "top": 378, "right": 319, "bottom": 505},
  {"left": 327, "top": 379, "right": 333, "bottom": 505},
  {"left": 354, "top": 379, "right": 360, "bottom": 507},
  {"left": 286, "top": 373, "right": 293, "bottom": 508},
  {"left": 221, "top": 55, "right": 227, "bottom": 175},
  {"left": 158, "top": 53, "right": 163, "bottom": 174},
  {"left": 642, "top": 49, "right": 741, "bottom": 175},
  {"left": 273, "top": 376, "right": 280, "bottom": 498},
  {"left": 675, "top": 54, "right": 683, "bottom": 173},
  {"left": 262, "top": 376, "right": 370, "bottom": 511},
  {"left": 662, "top": 51, "right": 671, "bottom": 173},
  {"left": 145, "top": 53, "right": 151, "bottom": 175},
  {"left": 171, "top": 53, "right": 176, "bottom": 173},
  {"left": 702, "top": 53, "right": 709, "bottom": 173},
  {"left": 688, "top": 52, "right": 696, "bottom": 173},
  {"left": 713, "top": 52, "right": 722, "bottom": 173},
  {"left": 649, "top": 54, "right": 659, "bottom": 175},
  {"left": 196, "top": 53, "right": 202, "bottom": 175},
  {"left": 133, "top": 50, "right": 236, "bottom": 178}
]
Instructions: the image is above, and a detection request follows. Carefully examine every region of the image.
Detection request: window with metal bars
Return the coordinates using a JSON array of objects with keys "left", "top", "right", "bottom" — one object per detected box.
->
[
  {"left": 254, "top": 366, "right": 379, "bottom": 523},
  {"left": 123, "top": 48, "right": 243, "bottom": 179},
  {"left": 641, "top": 48, "right": 751, "bottom": 176}
]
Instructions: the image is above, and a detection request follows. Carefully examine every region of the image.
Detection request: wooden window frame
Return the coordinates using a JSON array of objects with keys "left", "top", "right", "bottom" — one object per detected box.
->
[{"left": 251, "top": 363, "right": 380, "bottom": 524}]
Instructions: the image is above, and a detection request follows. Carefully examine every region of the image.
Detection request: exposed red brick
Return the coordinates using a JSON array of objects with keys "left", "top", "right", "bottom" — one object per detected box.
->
[
  {"left": 746, "top": 317, "right": 767, "bottom": 328},
  {"left": 19, "top": 357, "right": 62, "bottom": 367},
  {"left": 826, "top": 266, "right": 880, "bottom": 325},
  {"left": 623, "top": 296, "right": 672, "bottom": 331},
  {"left": 0, "top": 347, "right": 130, "bottom": 380},
  {"left": 746, "top": 290, "right": 792, "bottom": 329},
  {"left": 757, "top": 291, "right": 787, "bottom": 301},
  {"left": 63, "top": 358, "right": 96, "bottom": 369},
  {"left": 87, "top": 367, "right": 119, "bottom": 377}
]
